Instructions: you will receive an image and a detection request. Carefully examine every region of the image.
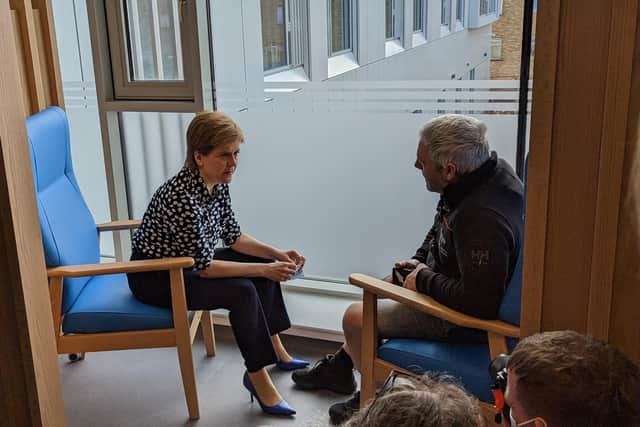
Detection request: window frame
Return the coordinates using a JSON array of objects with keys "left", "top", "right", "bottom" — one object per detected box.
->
[
  {"left": 262, "top": 0, "right": 309, "bottom": 76},
  {"left": 328, "top": 0, "right": 356, "bottom": 57},
  {"left": 456, "top": 0, "right": 465, "bottom": 28},
  {"left": 104, "top": 0, "right": 200, "bottom": 101},
  {"left": 413, "top": 0, "right": 425, "bottom": 33},
  {"left": 441, "top": 0, "right": 452, "bottom": 33},
  {"left": 385, "top": 0, "right": 404, "bottom": 42}
]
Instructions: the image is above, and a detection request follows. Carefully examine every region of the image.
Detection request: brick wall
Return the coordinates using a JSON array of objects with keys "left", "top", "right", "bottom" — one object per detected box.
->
[{"left": 490, "top": 0, "right": 536, "bottom": 80}]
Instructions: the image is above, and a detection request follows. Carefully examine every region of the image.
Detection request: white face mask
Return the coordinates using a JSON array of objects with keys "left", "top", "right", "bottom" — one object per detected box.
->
[{"left": 510, "top": 410, "right": 546, "bottom": 427}]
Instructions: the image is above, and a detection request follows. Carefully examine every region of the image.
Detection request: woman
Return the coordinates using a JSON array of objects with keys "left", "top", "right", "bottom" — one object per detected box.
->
[{"left": 127, "top": 111, "right": 308, "bottom": 416}]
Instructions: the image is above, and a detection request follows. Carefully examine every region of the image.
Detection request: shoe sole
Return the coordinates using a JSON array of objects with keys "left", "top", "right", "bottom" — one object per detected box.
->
[{"left": 292, "top": 381, "right": 356, "bottom": 395}]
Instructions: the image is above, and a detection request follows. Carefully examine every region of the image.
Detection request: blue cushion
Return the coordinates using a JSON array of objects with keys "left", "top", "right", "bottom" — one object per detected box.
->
[
  {"left": 27, "top": 106, "right": 99, "bottom": 312},
  {"left": 63, "top": 273, "right": 174, "bottom": 334},
  {"left": 497, "top": 249, "right": 523, "bottom": 325},
  {"left": 379, "top": 339, "right": 493, "bottom": 402}
]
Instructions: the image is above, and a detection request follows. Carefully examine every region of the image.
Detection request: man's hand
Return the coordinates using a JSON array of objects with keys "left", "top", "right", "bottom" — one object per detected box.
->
[
  {"left": 394, "top": 259, "right": 420, "bottom": 269},
  {"left": 403, "top": 263, "right": 429, "bottom": 291}
]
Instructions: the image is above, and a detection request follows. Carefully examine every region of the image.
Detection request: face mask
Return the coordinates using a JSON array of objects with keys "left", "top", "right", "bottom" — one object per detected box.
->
[{"left": 510, "top": 410, "right": 546, "bottom": 427}]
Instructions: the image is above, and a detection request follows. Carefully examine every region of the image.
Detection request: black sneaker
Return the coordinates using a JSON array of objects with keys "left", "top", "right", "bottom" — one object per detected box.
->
[
  {"left": 291, "top": 352, "right": 357, "bottom": 395},
  {"left": 329, "top": 391, "right": 360, "bottom": 425}
]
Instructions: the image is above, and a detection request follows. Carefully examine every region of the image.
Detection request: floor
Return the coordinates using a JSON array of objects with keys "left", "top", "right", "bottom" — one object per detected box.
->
[{"left": 59, "top": 327, "right": 358, "bottom": 427}]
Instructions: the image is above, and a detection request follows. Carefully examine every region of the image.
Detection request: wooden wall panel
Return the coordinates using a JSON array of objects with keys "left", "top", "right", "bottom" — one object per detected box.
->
[
  {"left": 609, "top": 1, "right": 640, "bottom": 365},
  {"left": 0, "top": 0, "right": 65, "bottom": 424},
  {"left": 10, "top": 11, "right": 31, "bottom": 117},
  {"left": 8, "top": 0, "right": 62, "bottom": 114},
  {"left": 523, "top": 0, "right": 640, "bottom": 363}
]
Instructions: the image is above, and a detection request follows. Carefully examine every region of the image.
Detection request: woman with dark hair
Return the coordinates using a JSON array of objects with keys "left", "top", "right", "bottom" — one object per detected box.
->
[{"left": 127, "top": 111, "right": 307, "bottom": 416}]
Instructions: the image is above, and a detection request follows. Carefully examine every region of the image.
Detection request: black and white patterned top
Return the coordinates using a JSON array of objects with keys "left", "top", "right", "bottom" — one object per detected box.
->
[{"left": 132, "top": 166, "right": 242, "bottom": 270}]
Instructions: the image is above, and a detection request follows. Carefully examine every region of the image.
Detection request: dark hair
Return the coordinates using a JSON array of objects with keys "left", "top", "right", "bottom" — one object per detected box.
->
[
  {"left": 184, "top": 111, "right": 244, "bottom": 170},
  {"left": 508, "top": 330, "right": 640, "bottom": 427},
  {"left": 343, "top": 373, "right": 485, "bottom": 427}
]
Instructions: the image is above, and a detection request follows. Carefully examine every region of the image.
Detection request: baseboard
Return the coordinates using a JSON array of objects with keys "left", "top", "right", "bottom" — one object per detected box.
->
[{"left": 209, "top": 312, "right": 345, "bottom": 343}]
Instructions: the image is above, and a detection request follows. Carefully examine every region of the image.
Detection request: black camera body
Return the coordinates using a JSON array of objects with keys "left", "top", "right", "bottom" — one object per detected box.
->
[
  {"left": 391, "top": 266, "right": 414, "bottom": 286},
  {"left": 489, "top": 353, "right": 511, "bottom": 424}
]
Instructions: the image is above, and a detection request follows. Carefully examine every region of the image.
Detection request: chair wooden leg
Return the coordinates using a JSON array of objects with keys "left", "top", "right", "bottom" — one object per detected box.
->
[
  {"left": 360, "top": 291, "right": 378, "bottom": 408},
  {"left": 170, "top": 269, "right": 200, "bottom": 420},
  {"left": 201, "top": 311, "right": 216, "bottom": 357}
]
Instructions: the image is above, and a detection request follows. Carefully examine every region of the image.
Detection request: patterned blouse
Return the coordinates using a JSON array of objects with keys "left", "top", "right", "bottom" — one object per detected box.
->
[{"left": 132, "top": 167, "right": 242, "bottom": 270}]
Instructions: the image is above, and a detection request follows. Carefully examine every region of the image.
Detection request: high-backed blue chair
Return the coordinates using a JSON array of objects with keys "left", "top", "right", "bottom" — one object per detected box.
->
[
  {"left": 350, "top": 160, "right": 527, "bottom": 422},
  {"left": 26, "top": 106, "right": 216, "bottom": 420}
]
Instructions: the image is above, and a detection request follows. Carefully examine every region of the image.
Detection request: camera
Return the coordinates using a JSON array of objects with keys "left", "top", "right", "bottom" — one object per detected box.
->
[{"left": 489, "top": 353, "right": 510, "bottom": 424}]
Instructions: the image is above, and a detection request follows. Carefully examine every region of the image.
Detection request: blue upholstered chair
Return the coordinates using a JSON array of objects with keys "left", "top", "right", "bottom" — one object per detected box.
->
[
  {"left": 350, "top": 162, "right": 526, "bottom": 421},
  {"left": 26, "top": 106, "right": 215, "bottom": 420}
]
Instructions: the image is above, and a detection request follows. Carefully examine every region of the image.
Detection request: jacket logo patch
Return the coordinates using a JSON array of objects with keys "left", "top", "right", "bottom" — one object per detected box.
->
[{"left": 471, "top": 244, "right": 490, "bottom": 267}]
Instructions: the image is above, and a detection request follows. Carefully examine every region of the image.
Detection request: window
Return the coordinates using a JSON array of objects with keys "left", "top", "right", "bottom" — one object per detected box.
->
[
  {"left": 480, "top": 0, "right": 498, "bottom": 15},
  {"left": 261, "top": 0, "right": 309, "bottom": 73},
  {"left": 413, "top": 0, "right": 424, "bottom": 32},
  {"left": 329, "top": 0, "right": 354, "bottom": 56},
  {"left": 456, "top": 0, "right": 465, "bottom": 27},
  {"left": 469, "top": 67, "right": 475, "bottom": 79},
  {"left": 385, "top": 0, "right": 403, "bottom": 41},
  {"left": 491, "top": 37, "right": 503, "bottom": 60},
  {"left": 104, "top": 0, "right": 205, "bottom": 102},
  {"left": 441, "top": 0, "right": 451, "bottom": 31}
]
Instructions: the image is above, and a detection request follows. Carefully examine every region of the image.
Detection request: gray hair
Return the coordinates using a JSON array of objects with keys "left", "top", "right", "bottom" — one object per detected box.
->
[
  {"left": 419, "top": 114, "right": 490, "bottom": 174},
  {"left": 342, "top": 373, "right": 485, "bottom": 427}
]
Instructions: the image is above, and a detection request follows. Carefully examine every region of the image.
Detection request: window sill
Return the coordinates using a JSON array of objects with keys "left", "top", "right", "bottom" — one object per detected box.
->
[
  {"left": 385, "top": 40, "right": 404, "bottom": 57},
  {"left": 412, "top": 32, "right": 427, "bottom": 48},
  {"left": 327, "top": 51, "right": 359, "bottom": 78},
  {"left": 264, "top": 66, "right": 309, "bottom": 83}
]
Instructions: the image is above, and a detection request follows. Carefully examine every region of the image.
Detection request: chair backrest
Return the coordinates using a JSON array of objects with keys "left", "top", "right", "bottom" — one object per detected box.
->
[
  {"left": 497, "top": 156, "right": 528, "bottom": 326},
  {"left": 26, "top": 106, "right": 100, "bottom": 313}
]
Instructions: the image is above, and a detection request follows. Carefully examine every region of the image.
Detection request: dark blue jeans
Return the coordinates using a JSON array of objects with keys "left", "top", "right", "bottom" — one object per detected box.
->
[{"left": 127, "top": 248, "right": 292, "bottom": 372}]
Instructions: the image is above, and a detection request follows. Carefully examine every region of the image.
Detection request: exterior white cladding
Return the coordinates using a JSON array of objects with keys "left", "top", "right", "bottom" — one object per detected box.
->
[{"left": 209, "top": 0, "right": 492, "bottom": 85}]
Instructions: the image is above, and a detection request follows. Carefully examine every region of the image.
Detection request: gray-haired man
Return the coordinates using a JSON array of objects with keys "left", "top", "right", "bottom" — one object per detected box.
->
[{"left": 292, "top": 114, "right": 524, "bottom": 425}]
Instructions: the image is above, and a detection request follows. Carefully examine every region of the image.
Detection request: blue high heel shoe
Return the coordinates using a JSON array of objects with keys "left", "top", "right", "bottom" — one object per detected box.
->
[
  {"left": 242, "top": 371, "right": 296, "bottom": 416},
  {"left": 275, "top": 357, "right": 310, "bottom": 371}
]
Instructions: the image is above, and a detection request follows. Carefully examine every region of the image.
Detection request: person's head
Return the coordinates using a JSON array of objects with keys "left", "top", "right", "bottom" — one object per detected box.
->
[
  {"left": 506, "top": 330, "right": 640, "bottom": 427},
  {"left": 184, "top": 111, "right": 245, "bottom": 185},
  {"left": 415, "top": 114, "right": 490, "bottom": 193},
  {"left": 343, "top": 373, "right": 485, "bottom": 427}
]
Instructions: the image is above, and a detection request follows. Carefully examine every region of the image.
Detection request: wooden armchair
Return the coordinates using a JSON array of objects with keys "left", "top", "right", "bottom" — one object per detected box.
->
[
  {"left": 349, "top": 250, "right": 522, "bottom": 422},
  {"left": 27, "top": 106, "right": 214, "bottom": 420}
]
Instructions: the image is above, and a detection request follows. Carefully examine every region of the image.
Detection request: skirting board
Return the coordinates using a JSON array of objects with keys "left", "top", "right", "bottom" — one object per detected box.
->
[{"left": 210, "top": 312, "right": 345, "bottom": 343}]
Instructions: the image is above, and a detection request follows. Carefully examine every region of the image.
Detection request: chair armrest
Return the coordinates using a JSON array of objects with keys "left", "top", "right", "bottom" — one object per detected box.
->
[
  {"left": 47, "top": 257, "right": 194, "bottom": 278},
  {"left": 349, "top": 273, "right": 520, "bottom": 338},
  {"left": 96, "top": 219, "right": 142, "bottom": 232}
]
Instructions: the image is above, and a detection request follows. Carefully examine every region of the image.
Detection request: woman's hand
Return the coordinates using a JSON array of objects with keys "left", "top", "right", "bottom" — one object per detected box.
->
[
  {"left": 260, "top": 261, "right": 298, "bottom": 282},
  {"left": 276, "top": 249, "right": 306, "bottom": 270}
]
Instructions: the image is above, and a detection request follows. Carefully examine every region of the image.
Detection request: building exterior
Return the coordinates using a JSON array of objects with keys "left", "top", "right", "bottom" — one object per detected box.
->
[{"left": 490, "top": 0, "right": 536, "bottom": 79}]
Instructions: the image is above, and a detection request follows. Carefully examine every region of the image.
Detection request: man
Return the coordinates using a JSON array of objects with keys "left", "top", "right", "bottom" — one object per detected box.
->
[
  {"left": 292, "top": 114, "right": 524, "bottom": 424},
  {"left": 506, "top": 331, "right": 640, "bottom": 427}
]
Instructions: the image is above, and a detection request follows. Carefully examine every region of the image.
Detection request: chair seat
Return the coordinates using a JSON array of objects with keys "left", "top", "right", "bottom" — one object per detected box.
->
[
  {"left": 378, "top": 339, "right": 493, "bottom": 402},
  {"left": 62, "top": 273, "right": 174, "bottom": 334}
]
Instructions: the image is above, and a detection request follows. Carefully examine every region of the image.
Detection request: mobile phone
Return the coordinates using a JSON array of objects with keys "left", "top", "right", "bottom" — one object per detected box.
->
[{"left": 391, "top": 266, "right": 414, "bottom": 286}]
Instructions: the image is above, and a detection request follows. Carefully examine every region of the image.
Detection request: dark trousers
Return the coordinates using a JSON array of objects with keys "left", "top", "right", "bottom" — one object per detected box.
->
[{"left": 127, "top": 248, "right": 291, "bottom": 372}]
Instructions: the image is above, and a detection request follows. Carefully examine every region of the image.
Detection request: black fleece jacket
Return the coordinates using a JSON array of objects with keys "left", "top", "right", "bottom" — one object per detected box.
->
[{"left": 413, "top": 152, "right": 524, "bottom": 319}]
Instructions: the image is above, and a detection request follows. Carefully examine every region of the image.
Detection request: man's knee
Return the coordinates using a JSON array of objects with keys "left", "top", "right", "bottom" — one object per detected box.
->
[{"left": 342, "top": 302, "right": 363, "bottom": 336}]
